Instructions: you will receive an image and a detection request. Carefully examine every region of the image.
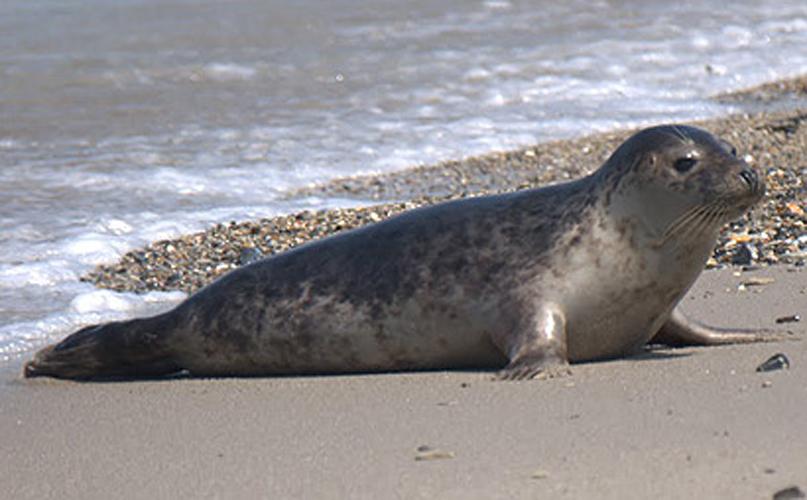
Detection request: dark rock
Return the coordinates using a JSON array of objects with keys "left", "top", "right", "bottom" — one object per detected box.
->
[
  {"left": 238, "top": 247, "right": 264, "bottom": 266},
  {"left": 731, "top": 243, "right": 758, "bottom": 266},
  {"left": 756, "top": 353, "right": 790, "bottom": 372},
  {"left": 776, "top": 314, "right": 801, "bottom": 324},
  {"left": 773, "top": 486, "right": 805, "bottom": 500}
]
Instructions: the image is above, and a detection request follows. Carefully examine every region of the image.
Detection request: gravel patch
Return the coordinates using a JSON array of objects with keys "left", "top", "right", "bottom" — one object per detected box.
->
[
  {"left": 85, "top": 99, "right": 807, "bottom": 294},
  {"left": 715, "top": 74, "right": 807, "bottom": 104}
]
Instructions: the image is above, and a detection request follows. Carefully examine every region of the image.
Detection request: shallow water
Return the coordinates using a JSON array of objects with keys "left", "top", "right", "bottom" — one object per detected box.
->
[{"left": 2, "top": 0, "right": 806, "bottom": 361}]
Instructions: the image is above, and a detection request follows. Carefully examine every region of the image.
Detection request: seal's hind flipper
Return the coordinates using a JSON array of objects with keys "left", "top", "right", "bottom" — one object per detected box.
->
[
  {"left": 24, "top": 317, "right": 181, "bottom": 380},
  {"left": 651, "top": 308, "right": 797, "bottom": 347}
]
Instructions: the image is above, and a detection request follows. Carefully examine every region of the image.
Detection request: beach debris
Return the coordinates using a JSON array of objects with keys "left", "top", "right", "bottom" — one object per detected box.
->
[
  {"left": 776, "top": 314, "right": 801, "bottom": 324},
  {"left": 756, "top": 353, "right": 790, "bottom": 372},
  {"left": 415, "top": 445, "right": 455, "bottom": 461},
  {"left": 762, "top": 380, "right": 773, "bottom": 388},
  {"left": 741, "top": 276, "right": 775, "bottom": 287},
  {"left": 773, "top": 486, "right": 805, "bottom": 500},
  {"left": 530, "top": 469, "right": 550, "bottom": 479}
]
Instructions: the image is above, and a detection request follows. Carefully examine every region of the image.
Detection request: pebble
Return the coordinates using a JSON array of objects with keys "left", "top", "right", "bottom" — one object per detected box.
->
[
  {"left": 238, "top": 247, "right": 263, "bottom": 266},
  {"left": 773, "top": 486, "right": 806, "bottom": 500},
  {"left": 731, "top": 244, "right": 757, "bottom": 266},
  {"left": 741, "top": 277, "right": 775, "bottom": 287},
  {"left": 414, "top": 445, "right": 455, "bottom": 461},
  {"left": 756, "top": 353, "right": 790, "bottom": 372}
]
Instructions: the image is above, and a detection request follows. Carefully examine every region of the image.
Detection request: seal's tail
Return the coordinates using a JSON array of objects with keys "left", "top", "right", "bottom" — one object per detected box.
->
[{"left": 24, "top": 316, "right": 181, "bottom": 380}]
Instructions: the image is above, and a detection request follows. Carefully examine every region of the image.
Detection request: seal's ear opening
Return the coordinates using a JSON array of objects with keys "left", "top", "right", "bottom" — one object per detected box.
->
[{"left": 719, "top": 139, "right": 738, "bottom": 157}]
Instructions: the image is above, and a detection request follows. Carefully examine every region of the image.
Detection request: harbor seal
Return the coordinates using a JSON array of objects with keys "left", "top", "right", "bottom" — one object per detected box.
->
[{"left": 25, "top": 125, "right": 776, "bottom": 381}]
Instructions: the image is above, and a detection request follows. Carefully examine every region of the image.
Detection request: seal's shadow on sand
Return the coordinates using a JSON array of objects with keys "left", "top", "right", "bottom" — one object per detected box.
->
[
  {"left": 21, "top": 349, "right": 694, "bottom": 383},
  {"left": 628, "top": 346, "right": 695, "bottom": 362}
]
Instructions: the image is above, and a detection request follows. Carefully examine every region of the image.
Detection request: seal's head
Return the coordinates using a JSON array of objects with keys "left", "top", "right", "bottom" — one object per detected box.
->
[{"left": 600, "top": 124, "right": 765, "bottom": 245}]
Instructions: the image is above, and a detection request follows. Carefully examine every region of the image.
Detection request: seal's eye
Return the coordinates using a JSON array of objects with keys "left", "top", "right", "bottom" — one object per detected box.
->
[{"left": 673, "top": 157, "right": 697, "bottom": 173}]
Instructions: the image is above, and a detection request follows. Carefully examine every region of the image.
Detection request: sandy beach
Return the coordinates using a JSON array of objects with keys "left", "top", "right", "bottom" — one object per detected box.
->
[
  {"left": 3, "top": 77, "right": 807, "bottom": 499},
  {"left": 3, "top": 267, "right": 805, "bottom": 499}
]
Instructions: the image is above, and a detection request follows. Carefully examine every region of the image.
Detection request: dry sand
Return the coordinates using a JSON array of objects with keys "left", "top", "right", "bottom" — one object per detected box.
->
[
  {"left": 3, "top": 77, "right": 807, "bottom": 499},
  {"left": 3, "top": 268, "right": 806, "bottom": 499}
]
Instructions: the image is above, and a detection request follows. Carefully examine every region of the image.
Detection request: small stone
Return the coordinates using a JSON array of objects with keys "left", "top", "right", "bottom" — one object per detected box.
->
[
  {"left": 730, "top": 233, "right": 753, "bottom": 243},
  {"left": 238, "top": 247, "right": 263, "bottom": 266},
  {"left": 530, "top": 469, "right": 549, "bottom": 479},
  {"left": 414, "top": 446, "right": 455, "bottom": 461},
  {"left": 741, "top": 277, "right": 775, "bottom": 287},
  {"left": 773, "top": 486, "right": 806, "bottom": 500},
  {"left": 786, "top": 202, "right": 804, "bottom": 217},
  {"left": 731, "top": 244, "right": 758, "bottom": 266},
  {"left": 762, "top": 380, "right": 773, "bottom": 388},
  {"left": 757, "top": 353, "right": 790, "bottom": 372}
]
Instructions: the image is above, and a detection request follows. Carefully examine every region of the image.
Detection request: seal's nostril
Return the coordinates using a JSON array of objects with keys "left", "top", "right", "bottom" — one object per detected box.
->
[{"left": 739, "top": 169, "right": 758, "bottom": 191}]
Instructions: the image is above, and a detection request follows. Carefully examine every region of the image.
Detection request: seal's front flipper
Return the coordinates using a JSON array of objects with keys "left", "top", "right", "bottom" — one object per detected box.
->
[
  {"left": 24, "top": 315, "right": 181, "bottom": 380},
  {"left": 495, "top": 304, "right": 571, "bottom": 381},
  {"left": 651, "top": 308, "right": 795, "bottom": 347}
]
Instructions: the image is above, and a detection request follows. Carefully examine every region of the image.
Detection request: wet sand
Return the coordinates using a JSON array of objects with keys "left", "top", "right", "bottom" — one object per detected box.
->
[{"left": 3, "top": 76, "right": 807, "bottom": 499}]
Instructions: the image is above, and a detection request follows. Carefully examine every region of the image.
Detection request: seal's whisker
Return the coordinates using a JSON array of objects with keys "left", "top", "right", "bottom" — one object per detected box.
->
[
  {"left": 699, "top": 201, "right": 728, "bottom": 231},
  {"left": 665, "top": 206, "right": 703, "bottom": 237},
  {"left": 657, "top": 204, "right": 709, "bottom": 245},
  {"left": 675, "top": 208, "right": 713, "bottom": 245},
  {"left": 661, "top": 199, "right": 729, "bottom": 248},
  {"left": 692, "top": 205, "right": 724, "bottom": 237}
]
